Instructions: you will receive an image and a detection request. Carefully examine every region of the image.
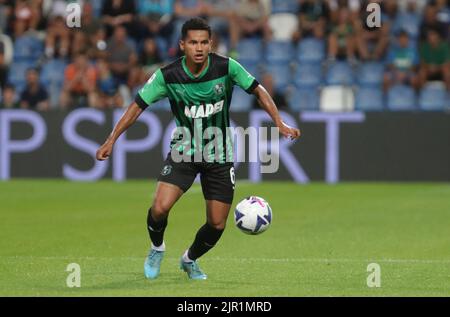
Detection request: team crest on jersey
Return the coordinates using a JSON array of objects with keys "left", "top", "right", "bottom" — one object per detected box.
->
[
  {"left": 161, "top": 165, "right": 172, "bottom": 176},
  {"left": 214, "top": 83, "right": 225, "bottom": 96}
]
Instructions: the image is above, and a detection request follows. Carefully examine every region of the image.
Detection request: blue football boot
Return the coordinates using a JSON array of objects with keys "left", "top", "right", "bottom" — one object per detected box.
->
[
  {"left": 179, "top": 258, "right": 207, "bottom": 280},
  {"left": 144, "top": 248, "right": 164, "bottom": 279}
]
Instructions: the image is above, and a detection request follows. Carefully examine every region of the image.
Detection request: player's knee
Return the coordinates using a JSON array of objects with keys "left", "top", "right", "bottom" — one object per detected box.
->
[
  {"left": 207, "top": 220, "right": 226, "bottom": 231},
  {"left": 151, "top": 200, "right": 171, "bottom": 220}
]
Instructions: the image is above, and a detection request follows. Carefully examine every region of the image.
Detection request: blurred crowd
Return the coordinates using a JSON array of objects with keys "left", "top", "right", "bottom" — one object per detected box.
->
[{"left": 0, "top": 0, "right": 449, "bottom": 111}]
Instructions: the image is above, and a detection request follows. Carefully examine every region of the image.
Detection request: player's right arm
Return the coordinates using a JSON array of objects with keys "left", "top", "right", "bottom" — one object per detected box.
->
[
  {"left": 96, "top": 102, "right": 143, "bottom": 161},
  {"left": 96, "top": 69, "right": 168, "bottom": 161}
]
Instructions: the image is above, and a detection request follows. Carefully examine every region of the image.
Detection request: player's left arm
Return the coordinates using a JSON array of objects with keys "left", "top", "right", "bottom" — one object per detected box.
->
[{"left": 252, "top": 85, "right": 301, "bottom": 140}]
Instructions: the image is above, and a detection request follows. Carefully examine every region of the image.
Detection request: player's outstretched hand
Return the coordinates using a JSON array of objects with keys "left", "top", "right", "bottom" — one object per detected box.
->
[
  {"left": 278, "top": 121, "right": 301, "bottom": 140},
  {"left": 96, "top": 141, "right": 113, "bottom": 161}
]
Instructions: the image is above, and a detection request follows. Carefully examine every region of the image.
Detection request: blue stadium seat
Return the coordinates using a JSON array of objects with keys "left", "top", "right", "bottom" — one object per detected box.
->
[
  {"left": 271, "top": 0, "right": 300, "bottom": 14},
  {"left": 40, "top": 59, "right": 68, "bottom": 107},
  {"left": 288, "top": 88, "right": 320, "bottom": 111},
  {"left": 357, "top": 62, "right": 384, "bottom": 87},
  {"left": 13, "top": 35, "right": 43, "bottom": 63},
  {"left": 355, "top": 87, "right": 384, "bottom": 111},
  {"left": 264, "top": 64, "right": 292, "bottom": 93},
  {"left": 239, "top": 61, "right": 260, "bottom": 81},
  {"left": 325, "top": 62, "right": 354, "bottom": 85},
  {"left": 393, "top": 13, "right": 421, "bottom": 39},
  {"left": 40, "top": 59, "right": 67, "bottom": 86},
  {"left": 265, "top": 41, "right": 294, "bottom": 63},
  {"left": 293, "top": 63, "right": 322, "bottom": 88},
  {"left": 150, "top": 98, "right": 171, "bottom": 111},
  {"left": 237, "top": 39, "right": 263, "bottom": 63},
  {"left": 419, "top": 85, "right": 448, "bottom": 111},
  {"left": 231, "top": 87, "right": 254, "bottom": 112},
  {"left": 387, "top": 84, "right": 417, "bottom": 110},
  {"left": 297, "top": 38, "right": 325, "bottom": 63},
  {"left": 7, "top": 61, "right": 34, "bottom": 94}
]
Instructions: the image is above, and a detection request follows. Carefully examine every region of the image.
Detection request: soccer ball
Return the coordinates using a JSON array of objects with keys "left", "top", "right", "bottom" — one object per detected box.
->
[{"left": 234, "top": 196, "right": 272, "bottom": 235}]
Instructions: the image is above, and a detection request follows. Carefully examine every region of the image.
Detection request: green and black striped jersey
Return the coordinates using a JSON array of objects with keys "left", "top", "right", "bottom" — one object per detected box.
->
[{"left": 135, "top": 53, "right": 259, "bottom": 163}]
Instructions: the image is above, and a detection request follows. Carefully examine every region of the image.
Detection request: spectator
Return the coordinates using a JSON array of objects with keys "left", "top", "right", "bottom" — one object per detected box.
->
[
  {"left": 384, "top": 30, "right": 419, "bottom": 90},
  {"left": 140, "top": 38, "right": 163, "bottom": 73},
  {"left": 328, "top": 0, "right": 361, "bottom": 24},
  {"left": 328, "top": 7, "right": 356, "bottom": 62},
  {"left": 229, "top": 0, "right": 271, "bottom": 52},
  {"left": 419, "top": 27, "right": 450, "bottom": 89},
  {"left": 60, "top": 53, "right": 98, "bottom": 108},
  {"left": 101, "top": 0, "right": 137, "bottom": 38},
  {"left": 20, "top": 68, "right": 49, "bottom": 111},
  {"left": 96, "top": 58, "right": 123, "bottom": 109},
  {"left": 420, "top": 1, "right": 448, "bottom": 40},
  {"left": 252, "top": 73, "right": 287, "bottom": 109},
  {"left": 106, "top": 26, "right": 138, "bottom": 83},
  {"left": 81, "top": 2, "right": 103, "bottom": 38},
  {"left": 138, "top": 0, "right": 174, "bottom": 40},
  {"left": 70, "top": 30, "right": 89, "bottom": 59},
  {"left": 292, "top": 0, "right": 329, "bottom": 41},
  {"left": 0, "top": 84, "right": 18, "bottom": 108},
  {"left": 203, "top": 0, "right": 235, "bottom": 43},
  {"left": 0, "top": 40, "right": 8, "bottom": 89},
  {"left": 45, "top": 15, "right": 70, "bottom": 58},
  {"left": 86, "top": 27, "right": 108, "bottom": 60}
]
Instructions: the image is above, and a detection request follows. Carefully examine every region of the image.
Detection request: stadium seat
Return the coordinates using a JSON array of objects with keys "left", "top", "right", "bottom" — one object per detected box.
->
[
  {"left": 355, "top": 87, "right": 384, "bottom": 111},
  {"left": 320, "top": 86, "right": 355, "bottom": 112},
  {"left": 264, "top": 63, "right": 292, "bottom": 93},
  {"left": 288, "top": 88, "right": 320, "bottom": 111},
  {"left": 325, "top": 62, "right": 354, "bottom": 85},
  {"left": 7, "top": 61, "right": 34, "bottom": 94},
  {"left": 40, "top": 59, "right": 68, "bottom": 108},
  {"left": 419, "top": 84, "right": 449, "bottom": 111},
  {"left": 231, "top": 87, "right": 254, "bottom": 112},
  {"left": 293, "top": 63, "right": 322, "bottom": 88},
  {"left": 239, "top": 61, "right": 260, "bottom": 81},
  {"left": 271, "top": 0, "right": 299, "bottom": 14},
  {"left": 40, "top": 59, "right": 67, "bottom": 86},
  {"left": 13, "top": 34, "right": 43, "bottom": 63},
  {"left": 357, "top": 62, "right": 384, "bottom": 87},
  {"left": 297, "top": 38, "right": 325, "bottom": 63},
  {"left": 393, "top": 12, "right": 421, "bottom": 39},
  {"left": 387, "top": 84, "right": 417, "bottom": 110},
  {"left": 236, "top": 39, "right": 263, "bottom": 63},
  {"left": 150, "top": 98, "right": 171, "bottom": 111},
  {"left": 265, "top": 41, "right": 294, "bottom": 64}
]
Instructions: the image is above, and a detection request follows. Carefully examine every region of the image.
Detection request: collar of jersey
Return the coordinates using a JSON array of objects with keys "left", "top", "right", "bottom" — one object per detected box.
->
[{"left": 182, "top": 54, "right": 210, "bottom": 80}]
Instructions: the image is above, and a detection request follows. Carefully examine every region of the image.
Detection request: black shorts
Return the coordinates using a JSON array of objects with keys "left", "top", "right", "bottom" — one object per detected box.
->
[{"left": 157, "top": 154, "right": 235, "bottom": 204}]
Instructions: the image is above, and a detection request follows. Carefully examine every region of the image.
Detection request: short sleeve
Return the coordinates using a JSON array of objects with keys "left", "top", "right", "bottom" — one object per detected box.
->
[
  {"left": 228, "top": 58, "right": 259, "bottom": 94},
  {"left": 135, "top": 69, "right": 168, "bottom": 110}
]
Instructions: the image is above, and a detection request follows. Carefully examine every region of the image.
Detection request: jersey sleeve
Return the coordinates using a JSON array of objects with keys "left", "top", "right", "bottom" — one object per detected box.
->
[
  {"left": 135, "top": 69, "right": 168, "bottom": 110},
  {"left": 228, "top": 58, "right": 259, "bottom": 94}
]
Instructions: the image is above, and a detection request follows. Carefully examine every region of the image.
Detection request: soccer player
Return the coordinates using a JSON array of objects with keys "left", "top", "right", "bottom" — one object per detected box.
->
[{"left": 96, "top": 18, "right": 300, "bottom": 280}]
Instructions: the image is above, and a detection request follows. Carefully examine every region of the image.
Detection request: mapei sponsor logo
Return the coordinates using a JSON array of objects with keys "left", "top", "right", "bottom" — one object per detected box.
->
[{"left": 184, "top": 100, "right": 224, "bottom": 119}]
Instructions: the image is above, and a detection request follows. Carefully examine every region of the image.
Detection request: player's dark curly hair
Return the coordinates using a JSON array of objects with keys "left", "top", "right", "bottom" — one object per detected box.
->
[{"left": 181, "top": 17, "right": 211, "bottom": 40}]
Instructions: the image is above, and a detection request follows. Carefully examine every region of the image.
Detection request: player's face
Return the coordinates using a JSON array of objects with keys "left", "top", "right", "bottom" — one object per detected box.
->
[{"left": 180, "top": 30, "right": 211, "bottom": 65}]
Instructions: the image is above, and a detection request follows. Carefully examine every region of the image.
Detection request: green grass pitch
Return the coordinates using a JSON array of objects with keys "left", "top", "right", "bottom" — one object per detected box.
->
[{"left": 0, "top": 180, "right": 449, "bottom": 296}]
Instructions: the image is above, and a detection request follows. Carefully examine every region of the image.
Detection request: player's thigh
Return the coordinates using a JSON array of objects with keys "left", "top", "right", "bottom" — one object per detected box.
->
[
  {"left": 200, "top": 163, "right": 235, "bottom": 205},
  {"left": 157, "top": 154, "right": 199, "bottom": 194},
  {"left": 205, "top": 199, "right": 232, "bottom": 229},
  {"left": 151, "top": 181, "right": 184, "bottom": 215}
]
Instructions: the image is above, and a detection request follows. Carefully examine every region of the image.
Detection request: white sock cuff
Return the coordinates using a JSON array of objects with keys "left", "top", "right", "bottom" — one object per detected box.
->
[
  {"left": 182, "top": 249, "right": 194, "bottom": 263},
  {"left": 151, "top": 241, "right": 166, "bottom": 252}
]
